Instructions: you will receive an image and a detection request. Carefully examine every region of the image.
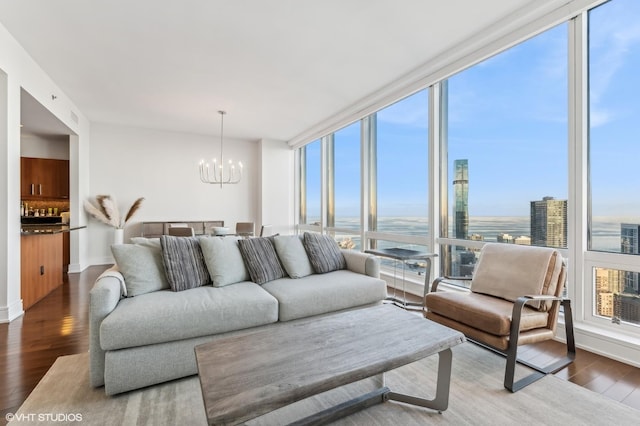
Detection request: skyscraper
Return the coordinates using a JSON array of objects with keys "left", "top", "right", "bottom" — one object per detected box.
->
[
  {"left": 453, "top": 159, "right": 469, "bottom": 240},
  {"left": 530, "top": 196, "right": 567, "bottom": 248},
  {"left": 621, "top": 223, "right": 640, "bottom": 294},
  {"left": 452, "top": 160, "right": 472, "bottom": 276}
]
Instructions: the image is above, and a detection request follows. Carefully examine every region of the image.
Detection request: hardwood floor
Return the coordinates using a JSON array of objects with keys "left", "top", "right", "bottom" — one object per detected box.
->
[{"left": 1, "top": 269, "right": 639, "bottom": 424}]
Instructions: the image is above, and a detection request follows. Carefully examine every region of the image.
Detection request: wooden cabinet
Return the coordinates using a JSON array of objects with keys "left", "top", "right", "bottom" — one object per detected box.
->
[
  {"left": 21, "top": 157, "right": 69, "bottom": 200},
  {"left": 21, "top": 233, "right": 63, "bottom": 310}
]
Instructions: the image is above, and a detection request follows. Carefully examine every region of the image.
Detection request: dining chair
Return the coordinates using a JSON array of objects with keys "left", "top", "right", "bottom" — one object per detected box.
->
[
  {"left": 235, "top": 222, "right": 255, "bottom": 238},
  {"left": 167, "top": 227, "right": 195, "bottom": 237},
  {"left": 259, "top": 224, "right": 273, "bottom": 237}
]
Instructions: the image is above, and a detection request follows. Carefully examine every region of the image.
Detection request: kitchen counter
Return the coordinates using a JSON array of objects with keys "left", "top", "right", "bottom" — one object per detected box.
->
[
  {"left": 21, "top": 224, "right": 86, "bottom": 235},
  {"left": 20, "top": 224, "right": 84, "bottom": 309}
]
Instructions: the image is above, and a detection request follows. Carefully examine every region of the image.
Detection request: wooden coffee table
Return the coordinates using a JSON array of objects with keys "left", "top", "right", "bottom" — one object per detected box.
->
[{"left": 195, "top": 305, "right": 465, "bottom": 425}]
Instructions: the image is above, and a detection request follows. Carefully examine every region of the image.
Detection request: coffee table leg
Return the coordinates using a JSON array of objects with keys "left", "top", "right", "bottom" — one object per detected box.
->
[
  {"left": 387, "top": 348, "right": 453, "bottom": 413},
  {"left": 373, "top": 373, "right": 385, "bottom": 388},
  {"left": 290, "top": 349, "right": 453, "bottom": 425}
]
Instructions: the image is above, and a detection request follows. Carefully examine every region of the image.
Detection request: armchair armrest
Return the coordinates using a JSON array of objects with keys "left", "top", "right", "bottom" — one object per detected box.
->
[
  {"left": 523, "top": 294, "right": 562, "bottom": 300},
  {"left": 430, "top": 276, "right": 472, "bottom": 292}
]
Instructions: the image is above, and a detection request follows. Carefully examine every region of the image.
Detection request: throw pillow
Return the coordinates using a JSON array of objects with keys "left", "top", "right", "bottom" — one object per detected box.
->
[
  {"left": 238, "top": 237, "right": 287, "bottom": 285},
  {"left": 302, "top": 232, "right": 346, "bottom": 274},
  {"left": 111, "top": 244, "right": 169, "bottom": 296},
  {"left": 273, "top": 235, "right": 313, "bottom": 278},
  {"left": 199, "top": 236, "right": 250, "bottom": 287},
  {"left": 160, "top": 235, "right": 210, "bottom": 292}
]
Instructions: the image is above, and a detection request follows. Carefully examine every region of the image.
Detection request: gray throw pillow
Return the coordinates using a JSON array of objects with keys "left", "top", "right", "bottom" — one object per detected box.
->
[
  {"left": 273, "top": 235, "right": 313, "bottom": 278},
  {"left": 199, "top": 236, "right": 250, "bottom": 287},
  {"left": 111, "top": 244, "right": 169, "bottom": 296},
  {"left": 238, "top": 237, "right": 287, "bottom": 285},
  {"left": 160, "top": 235, "right": 210, "bottom": 292},
  {"left": 302, "top": 232, "right": 346, "bottom": 274}
]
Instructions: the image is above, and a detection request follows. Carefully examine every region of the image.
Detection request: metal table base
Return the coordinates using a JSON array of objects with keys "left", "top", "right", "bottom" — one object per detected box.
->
[{"left": 365, "top": 247, "right": 437, "bottom": 312}]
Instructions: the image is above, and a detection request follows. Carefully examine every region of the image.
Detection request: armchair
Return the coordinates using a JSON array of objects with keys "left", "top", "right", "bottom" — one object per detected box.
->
[{"left": 425, "top": 243, "right": 575, "bottom": 392}]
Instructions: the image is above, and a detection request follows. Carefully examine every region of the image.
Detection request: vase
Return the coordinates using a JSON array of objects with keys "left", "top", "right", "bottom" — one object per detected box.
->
[{"left": 113, "top": 228, "right": 124, "bottom": 245}]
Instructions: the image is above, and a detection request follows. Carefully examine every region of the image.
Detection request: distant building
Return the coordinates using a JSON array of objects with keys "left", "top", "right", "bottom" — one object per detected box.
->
[
  {"left": 621, "top": 224, "right": 640, "bottom": 294},
  {"left": 451, "top": 159, "right": 470, "bottom": 276},
  {"left": 595, "top": 268, "right": 623, "bottom": 317},
  {"left": 598, "top": 292, "right": 614, "bottom": 318},
  {"left": 497, "top": 233, "right": 514, "bottom": 243},
  {"left": 614, "top": 293, "right": 640, "bottom": 325},
  {"left": 514, "top": 236, "right": 531, "bottom": 245},
  {"left": 453, "top": 159, "right": 469, "bottom": 240},
  {"left": 458, "top": 250, "right": 477, "bottom": 277},
  {"left": 530, "top": 196, "right": 567, "bottom": 248}
]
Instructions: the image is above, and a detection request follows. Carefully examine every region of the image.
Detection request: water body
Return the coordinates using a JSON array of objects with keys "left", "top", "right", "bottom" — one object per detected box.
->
[{"left": 332, "top": 216, "right": 635, "bottom": 253}]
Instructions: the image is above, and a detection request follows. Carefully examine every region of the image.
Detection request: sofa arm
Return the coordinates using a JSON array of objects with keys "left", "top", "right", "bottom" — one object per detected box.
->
[
  {"left": 89, "top": 266, "right": 124, "bottom": 387},
  {"left": 341, "top": 249, "right": 380, "bottom": 278}
]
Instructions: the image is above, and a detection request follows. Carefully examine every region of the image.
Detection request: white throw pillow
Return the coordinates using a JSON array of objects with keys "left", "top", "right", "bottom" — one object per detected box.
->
[
  {"left": 273, "top": 235, "right": 314, "bottom": 278},
  {"left": 199, "top": 236, "right": 250, "bottom": 287}
]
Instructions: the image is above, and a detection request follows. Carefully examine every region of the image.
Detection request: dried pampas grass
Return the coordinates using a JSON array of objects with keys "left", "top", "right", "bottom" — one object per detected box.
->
[{"left": 84, "top": 195, "right": 145, "bottom": 229}]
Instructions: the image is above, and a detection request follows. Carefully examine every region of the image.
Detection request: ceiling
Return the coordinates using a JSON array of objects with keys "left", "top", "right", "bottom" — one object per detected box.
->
[{"left": 1, "top": 0, "right": 546, "bottom": 142}]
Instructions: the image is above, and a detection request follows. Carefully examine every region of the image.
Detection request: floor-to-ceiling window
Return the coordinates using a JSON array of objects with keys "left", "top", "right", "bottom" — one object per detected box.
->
[
  {"left": 293, "top": 0, "right": 640, "bottom": 364},
  {"left": 299, "top": 139, "right": 321, "bottom": 228},
  {"left": 587, "top": 0, "right": 640, "bottom": 327},
  {"left": 369, "top": 90, "right": 430, "bottom": 277},
  {"left": 374, "top": 90, "right": 429, "bottom": 237},
  {"left": 441, "top": 23, "right": 569, "bottom": 280},
  {"left": 331, "top": 122, "right": 361, "bottom": 249}
]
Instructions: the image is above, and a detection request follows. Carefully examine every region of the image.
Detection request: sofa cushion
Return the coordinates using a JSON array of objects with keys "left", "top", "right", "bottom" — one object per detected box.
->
[
  {"left": 160, "top": 235, "right": 210, "bottom": 291},
  {"left": 425, "top": 291, "right": 549, "bottom": 336},
  {"left": 261, "top": 270, "right": 387, "bottom": 321},
  {"left": 199, "top": 236, "right": 250, "bottom": 287},
  {"left": 99, "top": 282, "right": 279, "bottom": 350},
  {"left": 273, "top": 235, "right": 314, "bottom": 278},
  {"left": 303, "top": 232, "right": 346, "bottom": 274},
  {"left": 111, "top": 243, "right": 169, "bottom": 297},
  {"left": 237, "top": 237, "right": 287, "bottom": 285}
]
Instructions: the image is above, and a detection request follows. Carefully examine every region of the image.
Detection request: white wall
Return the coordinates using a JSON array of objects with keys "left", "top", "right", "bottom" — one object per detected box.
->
[
  {"left": 0, "top": 22, "right": 90, "bottom": 323},
  {"left": 259, "top": 139, "right": 294, "bottom": 235},
  {"left": 88, "top": 123, "right": 261, "bottom": 265},
  {"left": 20, "top": 133, "right": 69, "bottom": 159}
]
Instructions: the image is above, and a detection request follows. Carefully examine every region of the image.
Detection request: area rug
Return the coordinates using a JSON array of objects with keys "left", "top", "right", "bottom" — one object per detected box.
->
[{"left": 8, "top": 343, "right": 638, "bottom": 425}]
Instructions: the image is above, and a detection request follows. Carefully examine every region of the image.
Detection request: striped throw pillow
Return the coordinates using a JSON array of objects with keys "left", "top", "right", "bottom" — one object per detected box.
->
[
  {"left": 302, "top": 232, "right": 346, "bottom": 274},
  {"left": 160, "top": 235, "right": 211, "bottom": 291},
  {"left": 237, "top": 237, "right": 287, "bottom": 285}
]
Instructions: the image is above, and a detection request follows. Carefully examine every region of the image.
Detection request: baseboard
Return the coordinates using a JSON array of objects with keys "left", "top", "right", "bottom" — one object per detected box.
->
[
  {"left": 68, "top": 262, "right": 93, "bottom": 274},
  {"left": 555, "top": 320, "right": 640, "bottom": 369},
  {"left": 87, "top": 256, "right": 115, "bottom": 267},
  {"left": 0, "top": 299, "right": 24, "bottom": 323}
]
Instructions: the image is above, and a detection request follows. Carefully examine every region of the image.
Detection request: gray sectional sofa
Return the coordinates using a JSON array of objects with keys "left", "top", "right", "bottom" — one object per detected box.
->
[{"left": 89, "top": 233, "right": 387, "bottom": 395}]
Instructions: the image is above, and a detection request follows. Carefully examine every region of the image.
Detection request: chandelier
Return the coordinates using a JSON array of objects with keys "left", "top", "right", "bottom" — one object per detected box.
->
[{"left": 199, "top": 110, "right": 243, "bottom": 187}]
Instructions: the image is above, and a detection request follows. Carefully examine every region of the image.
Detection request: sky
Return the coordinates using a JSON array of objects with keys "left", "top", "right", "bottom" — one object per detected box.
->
[{"left": 306, "top": 0, "right": 640, "bottom": 223}]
